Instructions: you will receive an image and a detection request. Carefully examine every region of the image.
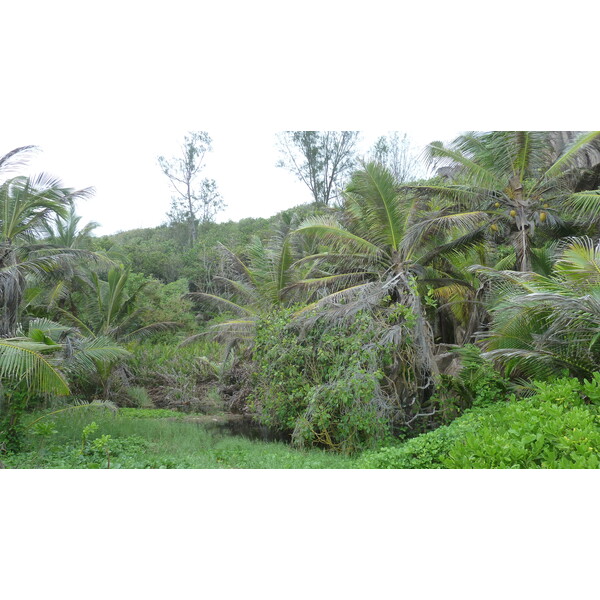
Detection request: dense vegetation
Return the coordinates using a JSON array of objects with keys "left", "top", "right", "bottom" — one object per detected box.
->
[{"left": 4, "top": 131, "right": 600, "bottom": 469}]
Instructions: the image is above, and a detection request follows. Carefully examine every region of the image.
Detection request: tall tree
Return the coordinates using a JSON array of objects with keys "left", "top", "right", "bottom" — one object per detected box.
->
[
  {"left": 404, "top": 131, "right": 600, "bottom": 272},
  {"left": 158, "top": 132, "right": 225, "bottom": 246},
  {"left": 276, "top": 131, "right": 359, "bottom": 206},
  {"left": 0, "top": 147, "right": 94, "bottom": 337},
  {"left": 291, "top": 162, "right": 443, "bottom": 418}
]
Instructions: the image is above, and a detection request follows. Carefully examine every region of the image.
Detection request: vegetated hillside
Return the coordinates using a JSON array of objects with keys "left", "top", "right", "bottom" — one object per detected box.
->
[{"left": 93, "top": 202, "right": 320, "bottom": 285}]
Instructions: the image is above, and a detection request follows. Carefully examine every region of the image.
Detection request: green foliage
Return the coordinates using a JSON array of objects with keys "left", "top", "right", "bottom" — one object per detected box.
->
[
  {"left": 445, "top": 401, "right": 600, "bottom": 469},
  {"left": 2, "top": 409, "right": 356, "bottom": 469},
  {"left": 0, "top": 385, "right": 30, "bottom": 452},
  {"left": 434, "top": 345, "right": 510, "bottom": 421},
  {"left": 252, "top": 308, "right": 396, "bottom": 453},
  {"left": 358, "top": 414, "right": 480, "bottom": 469},
  {"left": 80, "top": 421, "right": 99, "bottom": 452},
  {"left": 124, "top": 386, "right": 153, "bottom": 408},
  {"left": 117, "top": 407, "right": 185, "bottom": 419},
  {"left": 360, "top": 375, "right": 600, "bottom": 469},
  {"left": 31, "top": 420, "right": 58, "bottom": 438},
  {"left": 124, "top": 273, "right": 196, "bottom": 337}
]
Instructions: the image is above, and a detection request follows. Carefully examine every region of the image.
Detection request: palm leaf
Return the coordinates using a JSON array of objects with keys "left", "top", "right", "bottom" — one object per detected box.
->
[
  {"left": 542, "top": 131, "right": 600, "bottom": 179},
  {"left": 0, "top": 338, "right": 69, "bottom": 395}
]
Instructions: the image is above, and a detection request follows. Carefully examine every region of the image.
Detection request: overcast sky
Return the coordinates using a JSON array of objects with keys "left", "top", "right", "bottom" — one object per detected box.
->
[
  {"left": 1, "top": 4, "right": 584, "bottom": 237},
  {"left": 0, "top": 128, "right": 460, "bottom": 235}
]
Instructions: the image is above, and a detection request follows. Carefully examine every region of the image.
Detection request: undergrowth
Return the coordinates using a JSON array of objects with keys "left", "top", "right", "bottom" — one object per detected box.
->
[{"left": 2, "top": 408, "right": 356, "bottom": 469}]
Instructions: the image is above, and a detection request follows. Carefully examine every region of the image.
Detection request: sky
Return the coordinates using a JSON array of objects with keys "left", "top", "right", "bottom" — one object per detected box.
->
[
  {"left": 0, "top": 128, "right": 460, "bottom": 235},
  {"left": 1, "top": 3, "right": 585, "bottom": 237}
]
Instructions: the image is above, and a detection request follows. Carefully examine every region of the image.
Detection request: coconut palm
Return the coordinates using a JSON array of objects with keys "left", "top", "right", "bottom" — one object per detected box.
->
[
  {"left": 185, "top": 213, "right": 315, "bottom": 347},
  {"left": 404, "top": 131, "right": 600, "bottom": 272},
  {"left": 42, "top": 205, "right": 100, "bottom": 249},
  {"left": 0, "top": 147, "right": 95, "bottom": 336},
  {"left": 0, "top": 317, "right": 129, "bottom": 449},
  {"left": 55, "top": 266, "right": 180, "bottom": 342},
  {"left": 479, "top": 237, "right": 600, "bottom": 379},
  {"left": 291, "top": 161, "right": 459, "bottom": 412}
]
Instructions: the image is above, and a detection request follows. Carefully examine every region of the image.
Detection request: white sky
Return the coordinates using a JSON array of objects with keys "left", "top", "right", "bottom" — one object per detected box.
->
[
  {"left": 0, "top": 128, "right": 459, "bottom": 235},
  {"left": 1, "top": 3, "right": 586, "bottom": 236}
]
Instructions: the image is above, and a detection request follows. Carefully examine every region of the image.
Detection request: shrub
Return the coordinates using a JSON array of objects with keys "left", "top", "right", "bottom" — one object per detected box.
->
[
  {"left": 444, "top": 382, "right": 600, "bottom": 469},
  {"left": 358, "top": 412, "right": 481, "bottom": 469},
  {"left": 360, "top": 375, "right": 600, "bottom": 469},
  {"left": 251, "top": 309, "right": 397, "bottom": 453}
]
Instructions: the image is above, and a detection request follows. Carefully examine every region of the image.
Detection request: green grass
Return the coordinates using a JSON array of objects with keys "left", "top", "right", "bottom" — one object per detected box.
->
[{"left": 2, "top": 408, "right": 358, "bottom": 469}]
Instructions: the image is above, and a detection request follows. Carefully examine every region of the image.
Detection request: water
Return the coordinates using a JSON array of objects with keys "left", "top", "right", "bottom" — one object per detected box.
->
[{"left": 198, "top": 415, "right": 290, "bottom": 443}]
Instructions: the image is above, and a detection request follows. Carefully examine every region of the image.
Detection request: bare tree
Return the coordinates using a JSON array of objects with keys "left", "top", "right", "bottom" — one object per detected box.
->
[
  {"left": 158, "top": 132, "right": 225, "bottom": 246},
  {"left": 369, "top": 132, "right": 424, "bottom": 183},
  {"left": 276, "top": 131, "right": 359, "bottom": 206}
]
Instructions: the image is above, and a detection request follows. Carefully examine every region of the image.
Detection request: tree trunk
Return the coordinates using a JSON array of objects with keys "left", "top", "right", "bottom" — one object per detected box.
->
[
  {"left": 509, "top": 175, "right": 532, "bottom": 272},
  {"left": 187, "top": 181, "right": 197, "bottom": 247},
  {"left": 394, "top": 271, "right": 439, "bottom": 413},
  {"left": 0, "top": 242, "right": 23, "bottom": 337}
]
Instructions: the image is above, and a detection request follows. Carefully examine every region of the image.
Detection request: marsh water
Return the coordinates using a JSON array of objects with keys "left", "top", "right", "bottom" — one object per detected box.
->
[{"left": 193, "top": 415, "right": 291, "bottom": 443}]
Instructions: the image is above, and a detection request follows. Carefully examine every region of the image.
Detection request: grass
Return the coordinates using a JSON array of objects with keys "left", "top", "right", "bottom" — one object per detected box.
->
[{"left": 2, "top": 407, "right": 358, "bottom": 469}]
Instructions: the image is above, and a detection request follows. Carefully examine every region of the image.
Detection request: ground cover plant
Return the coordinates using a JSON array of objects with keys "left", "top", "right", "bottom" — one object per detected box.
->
[
  {"left": 2, "top": 407, "right": 357, "bottom": 469},
  {"left": 359, "top": 376, "right": 600, "bottom": 469}
]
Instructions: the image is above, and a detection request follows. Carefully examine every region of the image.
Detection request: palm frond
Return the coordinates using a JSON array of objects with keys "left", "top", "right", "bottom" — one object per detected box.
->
[
  {"left": 543, "top": 131, "right": 600, "bottom": 179},
  {"left": 423, "top": 139, "right": 503, "bottom": 189},
  {"left": 563, "top": 190, "right": 600, "bottom": 223},
  {"left": 120, "top": 321, "right": 181, "bottom": 342},
  {"left": 63, "top": 336, "right": 131, "bottom": 374},
  {"left": 294, "top": 216, "right": 382, "bottom": 258},
  {"left": 186, "top": 291, "right": 255, "bottom": 316},
  {"left": 402, "top": 211, "right": 488, "bottom": 251},
  {"left": 0, "top": 338, "right": 69, "bottom": 395}
]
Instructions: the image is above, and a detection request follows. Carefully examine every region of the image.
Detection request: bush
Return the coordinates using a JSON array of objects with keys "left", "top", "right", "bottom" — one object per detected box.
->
[
  {"left": 445, "top": 378, "right": 600, "bottom": 469},
  {"left": 358, "top": 412, "right": 481, "bottom": 469},
  {"left": 360, "top": 375, "right": 600, "bottom": 469},
  {"left": 251, "top": 309, "right": 397, "bottom": 453}
]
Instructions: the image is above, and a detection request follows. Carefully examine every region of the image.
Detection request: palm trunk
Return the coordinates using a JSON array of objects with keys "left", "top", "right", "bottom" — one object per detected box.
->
[
  {"left": 394, "top": 270, "right": 439, "bottom": 413},
  {"left": 509, "top": 175, "right": 532, "bottom": 272},
  {"left": 0, "top": 242, "right": 23, "bottom": 337}
]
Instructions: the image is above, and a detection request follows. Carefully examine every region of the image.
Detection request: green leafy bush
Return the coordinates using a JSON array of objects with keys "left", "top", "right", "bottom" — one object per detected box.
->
[
  {"left": 358, "top": 412, "right": 481, "bottom": 468},
  {"left": 360, "top": 375, "right": 600, "bottom": 469},
  {"left": 445, "top": 377, "right": 600, "bottom": 468},
  {"left": 251, "top": 309, "right": 396, "bottom": 453}
]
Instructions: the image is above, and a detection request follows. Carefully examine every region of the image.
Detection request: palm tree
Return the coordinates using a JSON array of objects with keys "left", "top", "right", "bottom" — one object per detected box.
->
[
  {"left": 42, "top": 205, "right": 99, "bottom": 249},
  {"left": 406, "top": 131, "right": 600, "bottom": 272},
  {"left": 55, "top": 266, "right": 180, "bottom": 341},
  {"left": 186, "top": 214, "right": 313, "bottom": 347},
  {"left": 0, "top": 147, "right": 94, "bottom": 336},
  {"left": 0, "top": 317, "right": 129, "bottom": 449},
  {"left": 291, "top": 161, "right": 452, "bottom": 414},
  {"left": 478, "top": 237, "right": 600, "bottom": 380}
]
